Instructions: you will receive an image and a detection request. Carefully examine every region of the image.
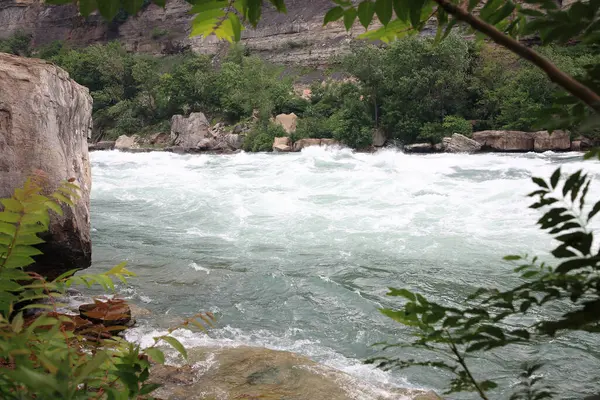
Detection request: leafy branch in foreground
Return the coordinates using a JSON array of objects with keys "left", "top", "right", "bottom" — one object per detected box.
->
[
  {"left": 0, "top": 176, "right": 214, "bottom": 399},
  {"left": 368, "top": 165, "right": 600, "bottom": 398}
]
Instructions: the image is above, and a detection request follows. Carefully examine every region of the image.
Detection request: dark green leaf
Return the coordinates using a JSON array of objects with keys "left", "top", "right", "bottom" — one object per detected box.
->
[
  {"left": 375, "top": 0, "right": 393, "bottom": 25},
  {"left": 358, "top": 1, "right": 376, "bottom": 28},
  {"left": 344, "top": 7, "right": 358, "bottom": 30},
  {"left": 324, "top": 6, "right": 345, "bottom": 24}
]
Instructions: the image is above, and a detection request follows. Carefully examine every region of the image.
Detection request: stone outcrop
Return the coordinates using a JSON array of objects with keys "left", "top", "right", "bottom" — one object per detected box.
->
[
  {"left": 292, "top": 138, "right": 340, "bottom": 152},
  {"left": 404, "top": 143, "right": 433, "bottom": 153},
  {"left": 532, "top": 130, "right": 570, "bottom": 152},
  {"left": 473, "top": 130, "right": 535, "bottom": 152},
  {"left": 0, "top": 52, "right": 92, "bottom": 279},
  {"left": 442, "top": 133, "right": 482, "bottom": 153},
  {"left": 275, "top": 113, "right": 298, "bottom": 134},
  {"left": 273, "top": 136, "right": 292, "bottom": 152},
  {"left": 0, "top": 0, "right": 386, "bottom": 67},
  {"left": 171, "top": 113, "right": 211, "bottom": 149},
  {"left": 473, "top": 130, "right": 572, "bottom": 152},
  {"left": 150, "top": 346, "right": 441, "bottom": 400}
]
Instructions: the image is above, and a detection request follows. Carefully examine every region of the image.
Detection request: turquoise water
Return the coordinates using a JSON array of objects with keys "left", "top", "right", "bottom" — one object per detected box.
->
[{"left": 89, "top": 148, "right": 600, "bottom": 399}]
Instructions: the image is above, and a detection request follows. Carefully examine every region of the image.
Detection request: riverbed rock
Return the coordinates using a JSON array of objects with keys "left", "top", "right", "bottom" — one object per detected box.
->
[
  {"left": 79, "top": 299, "right": 132, "bottom": 334},
  {"left": 115, "top": 135, "right": 140, "bottom": 150},
  {"left": 292, "top": 138, "right": 323, "bottom": 151},
  {"left": 89, "top": 141, "right": 116, "bottom": 151},
  {"left": 0, "top": 52, "right": 92, "bottom": 279},
  {"left": 224, "top": 133, "right": 244, "bottom": 150},
  {"left": 533, "top": 130, "right": 570, "bottom": 152},
  {"left": 273, "top": 136, "right": 292, "bottom": 152},
  {"left": 404, "top": 143, "right": 433, "bottom": 153},
  {"left": 275, "top": 112, "right": 298, "bottom": 134},
  {"left": 443, "top": 133, "right": 482, "bottom": 153},
  {"left": 150, "top": 346, "right": 439, "bottom": 400},
  {"left": 473, "top": 130, "right": 534, "bottom": 152},
  {"left": 372, "top": 129, "right": 386, "bottom": 147},
  {"left": 170, "top": 113, "right": 211, "bottom": 149}
]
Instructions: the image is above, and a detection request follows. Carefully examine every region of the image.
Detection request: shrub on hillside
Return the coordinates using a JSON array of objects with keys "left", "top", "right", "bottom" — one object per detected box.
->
[{"left": 243, "top": 122, "right": 288, "bottom": 152}]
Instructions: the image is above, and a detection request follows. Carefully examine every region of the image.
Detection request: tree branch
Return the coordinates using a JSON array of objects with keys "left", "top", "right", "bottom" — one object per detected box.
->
[{"left": 432, "top": 0, "right": 600, "bottom": 114}]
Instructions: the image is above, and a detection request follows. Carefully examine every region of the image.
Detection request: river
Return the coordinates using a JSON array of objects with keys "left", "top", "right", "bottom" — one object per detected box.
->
[{"left": 89, "top": 148, "right": 600, "bottom": 399}]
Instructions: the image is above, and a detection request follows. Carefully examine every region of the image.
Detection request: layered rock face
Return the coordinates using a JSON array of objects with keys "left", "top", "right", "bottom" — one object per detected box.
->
[
  {"left": 0, "top": 0, "right": 373, "bottom": 66},
  {"left": 0, "top": 52, "right": 93, "bottom": 279},
  {"left": 473, "top": 130, "right": 570, "bottom": 152}
]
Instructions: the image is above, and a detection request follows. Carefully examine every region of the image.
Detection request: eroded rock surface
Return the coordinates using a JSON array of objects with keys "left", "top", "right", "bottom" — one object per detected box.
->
[{"left": 0, "top": 52, "right": 92, "bottom": 279}]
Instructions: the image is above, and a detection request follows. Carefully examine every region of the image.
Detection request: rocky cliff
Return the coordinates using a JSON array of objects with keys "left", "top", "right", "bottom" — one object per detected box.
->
[
  {"left": 0, "top": 0, "right": 379, "bottom": 66},
  {"left": 0, "top": 52, "right": 93, "bottom": 279}
]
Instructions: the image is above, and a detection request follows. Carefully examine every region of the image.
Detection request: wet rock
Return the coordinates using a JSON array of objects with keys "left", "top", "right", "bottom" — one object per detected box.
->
[
  {"left": 150, "top": 346, "right": 437, "bottom": 400},
  {"left": 79, "top": 299, "right": 132, "bottom": 334},
  {"left": 273, "top": 136, "right": 292, "bottom": 152},
  {"left": 224, "top": 133, "right": 244, "bottom": 150},
  {"left": 473, "top": 130, "right": 534, "bottom": 152},
  {"left": 275, "top": 112, "right": 298, "bottom": 134},
  {"left": 404, "top": 143, "right": 433, "bottom": 153},
  {"left": 533, "top": 130, "right": 570, "bottom": 152},
  {"left": 571, "top": 140, "right": 582, "bottom": 151},
  {"left": 442, "top": 133, "right": 482, "bottom": 153},
  {"left": 372, "top": 129, "right": 386, "bottom": 147},
  {"left": 89, "top": 141, "right": 116, "bottom": 151},
  {"left": 170, "top": 113, "right": 211, "bottom": 149},
  {"left": 292, "top": 138, "right": 322, "bottom": 152},
  {"left": 115, "top": 135, "right": 140, "bottom": 150},
  {"left": 0, "top": 53, "right": 92, "bottom": 279}
]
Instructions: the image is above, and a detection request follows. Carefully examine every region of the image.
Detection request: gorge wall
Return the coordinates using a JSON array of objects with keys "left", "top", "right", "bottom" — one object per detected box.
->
[{"left": 0, "top": 0, "right": 383, "bottom": 66}]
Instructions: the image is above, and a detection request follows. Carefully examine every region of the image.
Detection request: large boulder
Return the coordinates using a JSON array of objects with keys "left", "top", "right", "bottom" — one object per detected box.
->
[
  {"left": 473, "top": 130, "right": 534, "bottom": 152},
  {"left": 170, "top": 113, "right": 211, "bottom": 149},
  {"left": 372, "top": 129, "right": 386, "bottom": 147},
  {"left": 292, "top": 138, "right": 323, "bottom": 152},
  {"left": 533, "top": 130, "right": 570, "bottom": 152},
  {"left": 115, "top": 135, "right": 140, "bottom": 150},
  {"left": 273, "top": 137, "right": 292, "bottom": 152},
  {"left": 320, "top": 139, "right": 340, "bottom": 147},
  {"left": 442, "top": 133, "right": 482, "bottom": 153},
  {"left": 275, "top": 113, "right": 298, "bottom": 135},
  {"left": 0, "top": 53, "right": 93, "bottom": 279},
  {"left": 404, "top": 143, "right": 433, "bottom": 153}
]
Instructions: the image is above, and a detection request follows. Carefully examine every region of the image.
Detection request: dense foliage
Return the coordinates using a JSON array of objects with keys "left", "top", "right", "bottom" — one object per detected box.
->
[{"left": 0, "top": 176, "right": 211, "bottom": 399}]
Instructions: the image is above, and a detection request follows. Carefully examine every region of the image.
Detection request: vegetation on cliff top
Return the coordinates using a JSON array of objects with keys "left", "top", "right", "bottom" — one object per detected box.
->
[{"left": 2, "top": 32, "right": 597, "bottom": 150}]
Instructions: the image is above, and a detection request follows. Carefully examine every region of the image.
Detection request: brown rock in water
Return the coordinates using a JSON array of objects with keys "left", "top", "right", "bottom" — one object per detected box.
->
[
  {"left": 0, "top": 53, "right": 92, "bottom": 279},
  {"left": 150, "top": 346, "right": 439, "bottom": 400},
  {"left": 533, "top": 130, "right": 570, "bottom": 152},
  {"left": 273, "top": 136, "right": 292, "bottom": 152},
  {"left": 79, "top": 299, "right": 132, "bottom": 334},
  {"left": 473, "top": 130, "right": 534, "bottom": 152},
  {"left": 292, "top": 138, "right": 322, "bottom": 152}
]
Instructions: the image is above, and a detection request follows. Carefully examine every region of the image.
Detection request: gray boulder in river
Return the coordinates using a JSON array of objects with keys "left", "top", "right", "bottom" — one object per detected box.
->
[{"left": 0, "top": 52, "right": 93, "bottom": 279}]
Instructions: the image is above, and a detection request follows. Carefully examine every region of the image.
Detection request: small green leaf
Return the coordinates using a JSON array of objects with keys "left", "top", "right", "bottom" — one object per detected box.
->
[
  {"left": 324, "top": 6, "right": 345, "bottom": 24},
  {"left": 343, "top": 7, "right": 357, "bottom": 30},
  {"left": 387, "top": 288, "right": 416, "bottom": 301},
  {"left": 144, "top": 347, "right": 165, "bottom": 364},
  {"left": 97, "top": 0, "right": 121, "bottom": 20},
  {"left": 375, "top": 0, "right": 393, "bottom": 25},
  {"left": 158, "top": 336, "right": 188, "bottom": 359},
  {"left": 358, "top": 1, "right": 376, "bottom": 28}
]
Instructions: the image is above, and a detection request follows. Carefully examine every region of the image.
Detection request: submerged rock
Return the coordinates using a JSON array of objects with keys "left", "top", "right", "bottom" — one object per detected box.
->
[
  {"left": 89, "top": 141, "right": 116, "bottom": 151},
  {"left": 442, "top": 133, "right": 482, "bottom": 153},
  {"left": 404, "top": 143, "right": 433, "bottom": 153},
  {"left": 150, "top": 346, "right": 439, "bottom": 400},
  {"left": 0, "top": 53, "right": 92, "bottom": 279}
]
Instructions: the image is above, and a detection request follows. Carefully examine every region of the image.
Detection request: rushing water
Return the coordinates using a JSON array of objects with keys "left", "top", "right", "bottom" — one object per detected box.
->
[{"left": 90, "top": 148, "right": 600, "bottom": 399}]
